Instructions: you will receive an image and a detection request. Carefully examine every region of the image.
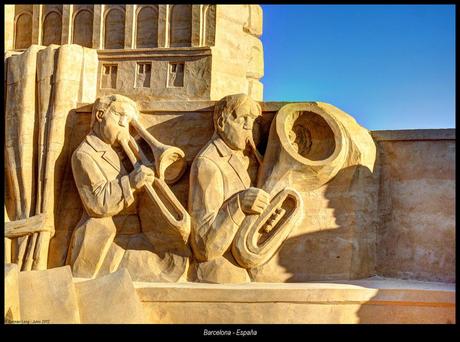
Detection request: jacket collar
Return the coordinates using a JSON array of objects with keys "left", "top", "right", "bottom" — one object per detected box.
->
[
  {"left": 212, "top": 133, "right": 233, "bottom": 158},
  {"left": 212, "top": 133, "right": 251, "bottom": 187},
  {"left": 85, "top": 132, "right": 111, "bottom": 152},
  {"left": 85, "top": 132, "right": 121, "bottom": 172}
]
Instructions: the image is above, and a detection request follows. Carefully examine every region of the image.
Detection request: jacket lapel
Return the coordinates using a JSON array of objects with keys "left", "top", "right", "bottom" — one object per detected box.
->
[
  {"left": 86, "top": 134, "right": 121, "bottom": 173},
  {"left": 101, "top": 150, "right": 121, "bottom": 172},
  {"left": 213, "top": 137, "right": 251, "bottom": 188},
  {"left": 228, "top": 154, "right": 251, "bottom": 187}
]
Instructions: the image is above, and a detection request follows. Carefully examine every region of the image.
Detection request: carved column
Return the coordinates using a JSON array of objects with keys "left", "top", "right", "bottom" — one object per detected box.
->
[
  {"left": 124, "top": 4, "right": 136, "bottom": 49},
  {"left": 61, "top": 5, "right": 73, "bottom": 44},
  {"left": 200, "top": 5, "right": 208, "bottom": 47},
  {"left": 32, "top": 5, "right": 43, "bottom": 45},
  {"left": 158, "top": 5, "right": 168, "bottom": 47},
  {"left": 191, "top": 5, "right": 202, "bottom": 47},
  {"left": 92, "top": 4, "right": 104, "bottom": 49},
  {"left": 4, "top": 5, "right": 15, "bottom": 51}
]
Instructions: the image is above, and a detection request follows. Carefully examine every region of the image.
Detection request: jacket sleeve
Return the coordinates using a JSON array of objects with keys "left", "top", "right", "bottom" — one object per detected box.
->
[
  {"left": 189, "top": 156, "right": 246, "bottom": 261},
  {"left": 72, "top": 150, "right": 134, "bottom": 218}
]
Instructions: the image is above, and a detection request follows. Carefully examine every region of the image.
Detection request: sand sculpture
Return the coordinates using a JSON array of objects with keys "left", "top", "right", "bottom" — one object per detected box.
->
[{"left": 4, "top": 5, "right": 455, "bottom": 324}]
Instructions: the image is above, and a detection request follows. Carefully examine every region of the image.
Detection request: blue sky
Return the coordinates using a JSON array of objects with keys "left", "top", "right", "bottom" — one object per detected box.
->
[{"left": 260, "top": 5, "right": 455, "bottom": 130}]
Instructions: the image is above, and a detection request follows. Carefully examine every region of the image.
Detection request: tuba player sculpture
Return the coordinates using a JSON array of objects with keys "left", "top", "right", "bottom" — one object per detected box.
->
[{"left": 189, "top": 94, "right": 272, "bottom": 283}]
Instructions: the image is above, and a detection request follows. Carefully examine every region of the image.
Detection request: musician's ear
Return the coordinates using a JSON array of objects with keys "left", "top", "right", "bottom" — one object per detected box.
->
[
  {"left": 217, "top": 116, "right": 224, "bottom": 130},
  {"left": 95, "top": 110, "right": 105, "bottom": 122}
]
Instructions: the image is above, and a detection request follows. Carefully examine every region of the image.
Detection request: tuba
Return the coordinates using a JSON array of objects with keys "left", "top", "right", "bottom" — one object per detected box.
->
[
  {"left": 232, "top": 103, "right": 349, "bottom": 268},
  {"left": 119, "top": 118, "right": 190, "bottom": 242}
]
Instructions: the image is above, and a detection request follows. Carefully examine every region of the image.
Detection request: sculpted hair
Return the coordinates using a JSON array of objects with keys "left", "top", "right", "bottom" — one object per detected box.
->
[
  {"left": 213, "top": 94, "right": 262, "bottom": 132},
  {"left": 91, "top": 94, "right": 139, "bottom": 127}
]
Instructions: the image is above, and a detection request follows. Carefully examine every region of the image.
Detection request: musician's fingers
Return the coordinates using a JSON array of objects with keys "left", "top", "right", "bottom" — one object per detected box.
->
[
  {"left": 140, "top": 165, "right": 152, "bottom": 174},
  {"left": 251, "top": 199, "right": 267, "bottom": 211},
  {"left": 144, "top": 174, "right": 154, "bottom": 183},
  {"left": 253, "top": 206, "right": 266, "bottom": 214},
  {"left": 255, "top": 202, "right": 268, "bottom": 212},
  {"left": 144, "top": 169, "right": 154, "bottom": 177},
  {"left": 248, "top": 187, "right": 261, "bottom": 195},
  {"left": 254, "top": 196, "right": 269, "bottom": 208},
  {"left": 249, "top": 206, "right": 264, "bottom": 214},
  {"left": 39, "top": 225, "right": 53, "bottom": 233},
  {"left": 257, "top": 194, "right": 270, "bottom": 204},
  {"left": 257, "top": 189, "right": 270, "bottom": 200}
]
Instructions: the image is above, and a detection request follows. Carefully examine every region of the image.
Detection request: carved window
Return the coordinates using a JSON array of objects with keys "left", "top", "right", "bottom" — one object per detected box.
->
[
  {"left": 104, "top": 8, "right": 125, "bottom": 49},
  {"left": 42, "top": 11, "right": 62, "bottom": 46},
  {"left": 167, "top": 62, "right": 184, "bottom": 87},
  {"left": 136, "top": 63, "right": 152, "bottom": 88},
  {"left": 136, "top": 6, "right": 158, "bottom": 48},
  {"left": 73, "top": 10, "right": 93, "bottom": 48},
  {"left": 101, "top": 64, "right": 118, "bottom": 89},
  {"left": 14, "top": 12, "right": 33, "bottom": 49},
  {"left": 169, "top": 5, "right": 192, "bottom": 47}
]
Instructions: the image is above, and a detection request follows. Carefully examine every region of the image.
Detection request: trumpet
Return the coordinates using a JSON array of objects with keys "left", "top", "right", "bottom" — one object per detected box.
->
[{"left": 119, "top": 119, "right": 190, "bottom": 242}]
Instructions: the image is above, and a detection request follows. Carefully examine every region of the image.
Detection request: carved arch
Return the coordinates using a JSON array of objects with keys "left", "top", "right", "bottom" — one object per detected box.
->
[
  {"left": 42, "top": 11, "right": 62, "bottom": 46},
  {"left": 136, "top": 5, "right": 158, "bottom": 48},
  {"left": 169, "top": 4, "right": 192, "bottom": 47},
  {"left": 72, "top": 9, "right": 93, "bottom": 48},
  {"left": 14, "top": 11, "right": 33, "bottom": 49},
  {"left": 104, "top": 7, "right": 125, "bottom": 49}
]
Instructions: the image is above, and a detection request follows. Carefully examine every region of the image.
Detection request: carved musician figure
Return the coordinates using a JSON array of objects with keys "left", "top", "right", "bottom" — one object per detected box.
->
[
  {"left": 188, "top": 94, "right": 270, "bottom": 283},
  {"left": 66, "top": 95, "right": 156, "bottom": 278}
]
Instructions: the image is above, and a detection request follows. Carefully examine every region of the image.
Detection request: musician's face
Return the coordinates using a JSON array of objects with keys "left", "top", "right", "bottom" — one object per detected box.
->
[
  {"left": 99, "top": 101, "right": 136, "bottom": 146},
  {"left": 221, "top": 101, "right": 260, "bottom": 151}
]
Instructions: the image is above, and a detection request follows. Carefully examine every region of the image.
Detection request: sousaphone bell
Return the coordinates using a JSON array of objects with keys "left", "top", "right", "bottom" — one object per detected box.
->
[{"left": 232, "top": 103, "right": 349, "bottom": 268}]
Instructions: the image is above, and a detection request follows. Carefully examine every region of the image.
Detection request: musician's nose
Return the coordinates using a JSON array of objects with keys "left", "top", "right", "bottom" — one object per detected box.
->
[
  {"left": 243, "top": 117, "right": 253, "bottom": 130},
  {"left": 119, "top": 115, "right": 129, "bottom": 127}
]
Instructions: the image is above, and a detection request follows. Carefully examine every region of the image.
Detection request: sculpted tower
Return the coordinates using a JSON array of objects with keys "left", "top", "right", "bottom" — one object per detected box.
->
[{"left": 4, "top": 4, "right": 263, "bottom": 101}]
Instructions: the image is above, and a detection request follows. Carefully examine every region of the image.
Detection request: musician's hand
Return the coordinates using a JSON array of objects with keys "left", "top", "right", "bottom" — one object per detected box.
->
[
  {"left": 129, "top": 165, "right": 155, "bottom": 190},
  {"left": 239, "top": 187, "right": 270, "bottom": 214}
]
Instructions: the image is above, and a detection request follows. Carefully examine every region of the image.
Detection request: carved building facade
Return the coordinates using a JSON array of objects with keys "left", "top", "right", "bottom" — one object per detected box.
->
[{"left": 4, "top": 4, "right": 264, "bottom": 101}]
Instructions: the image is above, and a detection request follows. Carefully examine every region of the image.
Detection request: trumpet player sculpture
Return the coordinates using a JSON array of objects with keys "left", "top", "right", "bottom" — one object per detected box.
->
[{"left": 67, "top": 94, "right": 191, "bottom": 281}]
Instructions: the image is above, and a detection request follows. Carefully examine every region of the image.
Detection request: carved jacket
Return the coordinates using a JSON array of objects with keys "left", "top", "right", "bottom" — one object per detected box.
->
[
  {"left": 189, "top": 134, "right": 253, "bottom": 262},
  {"left": 71, "top": 132, "right": 135, "bottom": 218}
]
